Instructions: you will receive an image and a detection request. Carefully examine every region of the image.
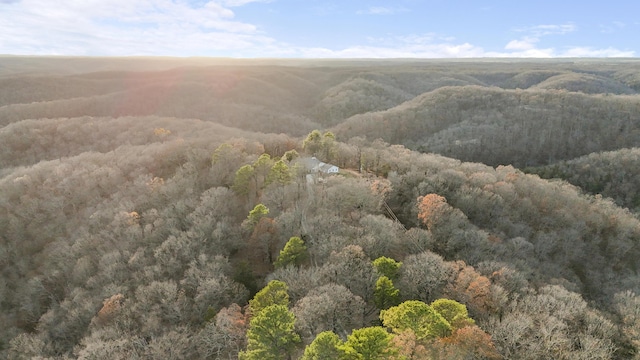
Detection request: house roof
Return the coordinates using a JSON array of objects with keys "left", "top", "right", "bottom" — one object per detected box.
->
[
  {"left": 300, "top": 156, "right": 321, "bottom": 170},
  {"left": 318, "top": 163, "right": 338, "bottom": 172},
  {"left": 300, "top": 156, "right": 339, "bottom": 174}
]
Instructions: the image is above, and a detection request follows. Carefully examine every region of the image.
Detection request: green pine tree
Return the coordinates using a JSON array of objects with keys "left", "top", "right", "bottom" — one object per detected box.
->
[
  {"left": 301, "top": 331, "right": 343, "bottom": 360},
  {"left": 267, "top": 160, "right": 292, "bottom": 186},
  {"left": 431, "top": 298, "right": 475, "bottom": 330},
  {"left": 374, "top": 276, "right": 400, "bottom": 310},
  {"left": 339, "top": 326, "right": 398, "bottom": 359},
  {"left": 380, "top": 300, "right": 452, "bottom": 340},
  {"left": 248, "top": 280, "right": 289, "bottom": 315},
  {"left": 246, "top": 203, "right": 269, "bottom": 227},
  {"left": 372, "top": 256, "right": 402, "bottom": 280},
  {"left": 232, "top": 164, "right": 255, "bottom": 196},
  {"left": 274, "top": 236, "right": 308, "bottom": 268},
  {"left": 239, "top": 304, "right": 300, "bottom": 360}
]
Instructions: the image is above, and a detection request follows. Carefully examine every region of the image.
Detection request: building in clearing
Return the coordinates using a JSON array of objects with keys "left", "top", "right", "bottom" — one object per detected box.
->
[
  {"left": 318, "top": 163, "right": 339, "bottom": 174},
  {"left": 301, "top": 157, "right": 339, "bottom": 175}
]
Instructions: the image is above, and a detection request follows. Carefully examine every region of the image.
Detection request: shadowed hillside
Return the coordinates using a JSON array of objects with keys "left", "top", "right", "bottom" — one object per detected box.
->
[
  {"left": 531, "top": 72, "right": 637, "bottom": 94},
  {"left": 0, "top": 66, "right": 333, "bottom": 135},
  {"left": 312, "top": 70, "right": 484, "bottom": 126},
  {"left": 526, "top": 147, "right": 640, "bottom": 212},
  {"left": 333, "top": 85, "right": 640, "bottom": 167},
  {"left": 500, "top": 70, "right": 562, "bottom": 89}
]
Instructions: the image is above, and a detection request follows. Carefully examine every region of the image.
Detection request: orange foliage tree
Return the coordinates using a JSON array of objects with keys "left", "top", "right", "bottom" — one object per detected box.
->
[
  {"left": 417, "top": 194, "right": 450, "bottom": 230},
  {"left": 447, "top": 261, "right": 504, "bottom": 320},
  {"left": 436, "top": 325, "right": 501, "bottom": 360}
]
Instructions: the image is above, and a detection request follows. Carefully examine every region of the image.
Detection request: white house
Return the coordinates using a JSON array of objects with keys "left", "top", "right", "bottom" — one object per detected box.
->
[
  {"left": 301, "top": 157, "right": 339, "bottom": 175},
  {"left": 318, "top": 163, "right": 339, "bottom": 174}
]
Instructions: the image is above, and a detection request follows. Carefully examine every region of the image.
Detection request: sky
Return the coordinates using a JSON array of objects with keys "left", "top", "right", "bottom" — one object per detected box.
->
[{"left": 0, "top": 0, "right": 638, "bottom": 58}]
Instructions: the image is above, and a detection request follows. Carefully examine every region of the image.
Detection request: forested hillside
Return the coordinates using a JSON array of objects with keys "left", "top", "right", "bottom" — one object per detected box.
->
[
  {"left": 526, "top": 147, "right": 640, "bottom": 212},
  {"left": 1, "top": 57, "right": 640, "bottom": 359},
  {"left": 333, "top": 86, "right": 640, "bottom": 167}
]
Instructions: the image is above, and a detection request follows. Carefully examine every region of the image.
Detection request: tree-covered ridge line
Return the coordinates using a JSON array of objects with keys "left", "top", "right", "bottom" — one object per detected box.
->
[
  {"left": 1, "top": 59, "right": 639, "bottom": 170},
  {"left": 332, "top": 85, "right": 640, "bottom": 167},
  {"left": 0, "top": 116, "right": 262, "bottom": 169},
  {"left": 525, "top": 147, "right": 640, "bottom": 212}
]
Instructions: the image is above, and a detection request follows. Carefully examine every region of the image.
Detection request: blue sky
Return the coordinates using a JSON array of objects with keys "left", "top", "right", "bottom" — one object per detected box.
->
[{"left": 0, "top": 0, "right": 638, "bottom": 57}]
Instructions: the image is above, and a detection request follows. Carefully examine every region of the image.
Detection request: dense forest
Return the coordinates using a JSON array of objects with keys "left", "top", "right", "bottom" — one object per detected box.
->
[{"left": 1, "top": 57, "right": 640, "bottom": 359}]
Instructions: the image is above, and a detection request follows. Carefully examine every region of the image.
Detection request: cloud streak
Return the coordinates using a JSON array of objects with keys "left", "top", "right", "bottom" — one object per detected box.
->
[
  {"left": 356, "top": 6, "right": 408, "bottom": 15},
  {"left": 221, "top": 0, "right": 271, "bottom": 6},
  {"left": 296, "top": 29, "right": 634, "bottom": 59},
  {"left": 600, "top": 21, "right": 626, "bottom": 34},
  {"left": 506, "top": 23, "right": 576, "bottom": 50},
  {"left": 494, "top": 22, "right": 634, "bottom": 58},
  {"left": 516, "top": 23, "right": 577, "bottom": 36}
]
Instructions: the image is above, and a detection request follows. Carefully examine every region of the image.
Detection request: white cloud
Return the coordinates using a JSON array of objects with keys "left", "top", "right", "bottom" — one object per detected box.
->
[
  {"left": 299, "top": 44, "right": 482, "bottom": 58},
  {"left": 298, "top": 35, "right": 485, "bottom": 58},
  {"left": 505, "top": 37, "right": 538, "bottom": 50},
  {"left": 357, "top": 6, "right": 408, "bottom": 15},
  {"left": 506, "top": 23, "right": 576, "bottom": 53},
  {"left": 0, "top": 0, "right": 270, "bottom": 56},
  {"left": 493, "top": 44, "right": 634, "bottom": 59},
  {"left": 221, "top": 0, "right": 271, "bottom": 6},
  {"left": 396, "top": 34, "right": 438, "bottom": 44},
  {"left": 600, "top": 21, "right": 626, "bottom": 34},
  {"left": 559, "top": 47, "right": 634, "bottom": 57},
  {"left": 298, "top": 30, "right": 635, "bottom": 59},
  {"left": 314, "top": 21, "right": 632, "bottom": 59},
  {"left": 487, "top": 48, "right": 555, "bottom": 58},
  {"left": 497, "top": 22, "right": 632, "bottom": 58},
  {"left": 517, "top": 23, "right": 577, "bottom": 36}
]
